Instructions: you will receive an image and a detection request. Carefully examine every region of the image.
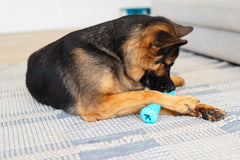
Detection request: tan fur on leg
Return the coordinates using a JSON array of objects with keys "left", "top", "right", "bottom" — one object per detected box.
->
[{"left": 171, "top": 75, "right": 185, "bottom": 87}]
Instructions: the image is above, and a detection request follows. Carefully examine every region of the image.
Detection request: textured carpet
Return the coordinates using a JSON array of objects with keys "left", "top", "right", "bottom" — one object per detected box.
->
[{"left": 1, "top": 50, "right": 240, "bottom": 160}]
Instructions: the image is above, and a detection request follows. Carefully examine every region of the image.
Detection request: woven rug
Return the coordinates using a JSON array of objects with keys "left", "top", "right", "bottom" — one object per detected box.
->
[{"left": 1, "top": 50, "right": 240, "bottom": 160}]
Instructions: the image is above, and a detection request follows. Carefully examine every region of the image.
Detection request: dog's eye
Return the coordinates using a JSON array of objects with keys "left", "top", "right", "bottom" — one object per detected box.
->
[
  {"left": 151, "top": 41, "right": 162, "bottom": 50},
  {"left": 152, "top": 44, "right": 161, "bottom": 49}
]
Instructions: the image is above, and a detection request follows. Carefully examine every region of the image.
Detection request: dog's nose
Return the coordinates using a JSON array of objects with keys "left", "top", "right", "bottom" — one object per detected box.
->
[
  {"left": 155, "top": 76, "right": 176, "bottom": 92},
  {"left": 158, "top": 81, "right": 176, "bottom": 93}
]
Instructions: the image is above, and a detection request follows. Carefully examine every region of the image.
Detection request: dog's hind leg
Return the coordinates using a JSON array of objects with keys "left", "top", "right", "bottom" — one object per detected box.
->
[
  {"left": 158, "top": 108, "right": 178, "bottom": 116},
  {"left": 170, "top": 75, "right": 185, "bottom": 87}
]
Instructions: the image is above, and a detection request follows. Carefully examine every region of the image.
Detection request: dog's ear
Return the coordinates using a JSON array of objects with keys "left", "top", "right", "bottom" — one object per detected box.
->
[
  {"left": 151, "top": 31, "right": 188, "bottom": 51},
  {"left": 174, "top": 23, "right": 193, "bottom": 37}
]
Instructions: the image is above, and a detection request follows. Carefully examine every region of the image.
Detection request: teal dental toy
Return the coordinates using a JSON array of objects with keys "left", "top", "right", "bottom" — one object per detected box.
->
[{"left": 140, "top": 90, "right": 175, "bottom": 123}]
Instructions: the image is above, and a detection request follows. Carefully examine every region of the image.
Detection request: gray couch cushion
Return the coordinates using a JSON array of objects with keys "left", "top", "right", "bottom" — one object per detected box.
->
[
  {"left": 152, "top": 0, "right": 240, "bottom": 33},
  {"left": 183, "top": 25, "right": 240, "bottom": 65}
]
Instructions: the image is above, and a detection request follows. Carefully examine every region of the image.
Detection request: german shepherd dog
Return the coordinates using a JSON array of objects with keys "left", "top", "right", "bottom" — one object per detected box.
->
[{"left": 26, "top": 15, "right": 226, "bottom": 122}]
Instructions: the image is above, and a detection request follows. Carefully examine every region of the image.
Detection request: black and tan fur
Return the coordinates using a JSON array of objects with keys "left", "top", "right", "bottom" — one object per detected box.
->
[{"left": 26, "top": 15, "right": 226, "bottom": 122}]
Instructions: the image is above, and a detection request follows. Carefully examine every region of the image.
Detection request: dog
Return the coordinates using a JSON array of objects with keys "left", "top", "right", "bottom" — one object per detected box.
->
[{"left": 26, "top": 15, "right": 226, "bottom": 122}]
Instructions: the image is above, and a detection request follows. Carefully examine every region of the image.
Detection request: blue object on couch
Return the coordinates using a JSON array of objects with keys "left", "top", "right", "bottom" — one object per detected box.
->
[{"left": 121, "top": 8, "right": 151, "bottom": 15}]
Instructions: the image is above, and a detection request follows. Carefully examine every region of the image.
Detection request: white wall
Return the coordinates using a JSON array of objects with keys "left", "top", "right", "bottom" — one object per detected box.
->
[{"left": 0, "top": 0, "right": 151, "bottom": 34}]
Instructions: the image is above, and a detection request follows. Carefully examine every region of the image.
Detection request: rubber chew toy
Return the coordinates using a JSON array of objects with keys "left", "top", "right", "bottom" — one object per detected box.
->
[{"left": 140, "top": 90, "right": 175, "bottom": 123}]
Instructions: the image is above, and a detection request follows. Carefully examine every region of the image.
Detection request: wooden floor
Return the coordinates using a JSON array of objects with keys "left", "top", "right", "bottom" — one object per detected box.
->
[{"left": 0, "top": 29, "right": 76, "bottom": 63}]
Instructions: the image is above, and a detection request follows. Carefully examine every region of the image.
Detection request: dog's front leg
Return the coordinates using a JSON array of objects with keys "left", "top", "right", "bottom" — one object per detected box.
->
[{"left": 79, "top": 90, "right": 199, "bottom": 122}]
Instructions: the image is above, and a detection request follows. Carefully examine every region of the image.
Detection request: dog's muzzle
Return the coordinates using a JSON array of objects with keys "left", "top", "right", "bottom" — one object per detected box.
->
[{"left": 140, "top": 72, "right": 176, "bottom": 92}]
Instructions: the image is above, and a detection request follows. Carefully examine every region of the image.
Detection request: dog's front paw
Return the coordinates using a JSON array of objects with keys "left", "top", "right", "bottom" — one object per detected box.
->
[
  {"left": 173, "top": 95, "right": 200, "bottom": 114},
  {"left": 189, "top": 104, "right": 227, "bottom": 121}
]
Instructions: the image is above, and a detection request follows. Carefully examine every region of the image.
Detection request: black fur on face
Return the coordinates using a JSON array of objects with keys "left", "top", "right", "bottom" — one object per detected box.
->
[{"left": 140, "top": 71, "right": 176, "bottom": 92}]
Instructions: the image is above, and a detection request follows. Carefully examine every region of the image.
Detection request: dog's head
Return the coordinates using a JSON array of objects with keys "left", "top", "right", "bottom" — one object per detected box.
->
[{"left": 123, "top": 16, "right": 193, "bottom": 92}]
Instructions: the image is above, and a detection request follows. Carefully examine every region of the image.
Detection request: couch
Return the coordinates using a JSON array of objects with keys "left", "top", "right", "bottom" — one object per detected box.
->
[{"left": 152, "top": 0, "right": 240, "bottom": 65}]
